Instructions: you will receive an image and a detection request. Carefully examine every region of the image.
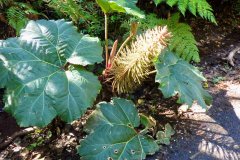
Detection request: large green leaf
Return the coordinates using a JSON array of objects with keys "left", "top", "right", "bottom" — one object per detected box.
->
[
  {"left": 96, "top": 0, "right": 145, "bottom": 18},
  {"left": 78, "top": 98, "right": 159, "bottom": 160},
  {"left": 0, "top": 19, "right": 103, "bottom": 127},
  {"left": 155, "top": 50, "right": 212, "bottom": 108}
]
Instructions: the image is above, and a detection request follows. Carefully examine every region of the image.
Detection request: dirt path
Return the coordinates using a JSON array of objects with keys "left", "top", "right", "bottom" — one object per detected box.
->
[{"left": 150, "top": 81, "right": 240, "bottom": 160}]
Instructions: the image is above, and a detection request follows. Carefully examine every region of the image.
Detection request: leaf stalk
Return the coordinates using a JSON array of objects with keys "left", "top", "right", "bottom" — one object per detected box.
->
[{"left": 105, "top": 13, "right": 109, "bottom": 68}]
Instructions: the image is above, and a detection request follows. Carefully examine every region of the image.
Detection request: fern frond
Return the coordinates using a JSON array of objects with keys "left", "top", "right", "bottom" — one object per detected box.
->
[
  {"left": 0, "top": 0, "right": 11, "bottom": 8},
  {"left": 45, "top": 0, "right": 85, "bottom": 23},
  {"left": 154, "top": 0, "right": 217, "bottom": 24},
  {"left": 6, "top": 6, "right": 28, "bottom": 35},
  {"left": 165, "top": 14, "right": 200, "bottom": 62},
  {"left": 178, "top": 0, "right": 188, "bottom": 15},
  {"left": 6, "top": 2, "right": 39, "bottom": 35},
  {"left": 45, "top": 0, "right": 102, "bottom": 35},
  {"left": 110, "top": 26, "right": 171, "bottom": 93},
  {"left": 166, "top": 0, "right": 178, "bottom": 7},
  {"left": 166, "top": 14, "right": 200, "bottom": 62},
  {"left": 196, "top": 0, "right": 216, "bottom": 24}
]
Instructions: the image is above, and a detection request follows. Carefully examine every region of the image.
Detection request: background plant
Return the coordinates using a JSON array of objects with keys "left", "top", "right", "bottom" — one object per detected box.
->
[
  {"left": 44, "top": 0, "right": 104, "bottom": 36},
  {"left": 0, "top": 0, "right": 43, "bottom": 35}
]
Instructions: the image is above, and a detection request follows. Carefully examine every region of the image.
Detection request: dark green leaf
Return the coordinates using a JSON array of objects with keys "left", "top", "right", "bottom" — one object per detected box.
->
[
  {"left": 78, "top": 98, "right": 159, "bottom": 160},
  {"left": 96, "top": 0, "right": 145, "bottom": 18},
  {"left": 155, "top": 50, "right": 212, "bottom": 108}
]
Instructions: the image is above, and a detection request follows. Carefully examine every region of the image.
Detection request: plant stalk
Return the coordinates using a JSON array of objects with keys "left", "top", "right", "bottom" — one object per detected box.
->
[{"left": 105, "top": 13, "right": 109, "bottom": 68}]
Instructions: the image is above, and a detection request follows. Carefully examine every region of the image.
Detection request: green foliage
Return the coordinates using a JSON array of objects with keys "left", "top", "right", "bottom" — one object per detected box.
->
[
  {"left": 27, "top": 130, "right": 52, "bottom": 150},
  {"left": 96, "top": 0, "right": 145, "bottom": 18},
  {"left": 155, "top": 50, "right": 212, "bottom": 108},
  {"left": 0, "top": 19, "right": 103, "bottom": 127},
  {"left": 46, "top": 0, "right": 84, "bottom": 23},
  {"left": 159, "top": 13, "right": 200, "bottom": 62},
  {"left": 45, "top": 0, "right": 104, "bottom": 36},
  {"left": 7, "top": 2, "right": 40, "bottom": 35},
  {"left": 156, "top": 123, "right": 175, "bottom": 145},
  {"left": 235, "top": 0, "right": 240, "bottom": 14},
  {"left": 212, "top": 76, "right": 225, "bottom": 84},
  {"left": 154, "top": 0, "right": 217, "bottom": 24},
  {"left": 78, "top": 98, "right": 159, "bottom": 160},
  {"left": 0, "top": 0, "right": 10, "bottom": 7},
  {"left": 125, "top": 13, "right": 200, "bottom": 62},
  {"left": 0, "top": 1, "right": 41, "bottom": 35}
]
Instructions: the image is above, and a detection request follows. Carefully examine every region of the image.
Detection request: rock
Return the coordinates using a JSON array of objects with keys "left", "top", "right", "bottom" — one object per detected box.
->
[
  {"left": 233, "top": 145, "right": 240, "bottom": 150},
  {"left": 12, "top": 146, "right": 22, "bottom": 152}
]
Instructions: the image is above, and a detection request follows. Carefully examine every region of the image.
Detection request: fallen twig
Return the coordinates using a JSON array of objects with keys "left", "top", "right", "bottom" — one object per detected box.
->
[{"left": 0, "top": 127, "right": 37, "bottom": 150}]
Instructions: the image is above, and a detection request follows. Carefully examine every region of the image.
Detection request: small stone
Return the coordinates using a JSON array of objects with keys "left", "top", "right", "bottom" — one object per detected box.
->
[
  {"left": 137, "top": 99, "right": 144, "bottom": 105},
  {"left": 233, "top": 145, "right": 240, "bottom": 149},
  {"left": 13, "top": 146, "right": 22, "bottom": 153}
]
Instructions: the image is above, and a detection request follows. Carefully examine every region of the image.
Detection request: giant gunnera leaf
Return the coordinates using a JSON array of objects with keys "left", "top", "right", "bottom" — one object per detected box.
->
[
  {"left": 0, "top": 19, "right": 103, "bottom": 127},
  {"left": 96, "top": 0, "right": 145, "bottom": 18},
  {"left": 78, "top": 98, "right": 159, "bottom": 160},
  {"left": 155, "top": 50, "right": 212, "bottom": 108}
]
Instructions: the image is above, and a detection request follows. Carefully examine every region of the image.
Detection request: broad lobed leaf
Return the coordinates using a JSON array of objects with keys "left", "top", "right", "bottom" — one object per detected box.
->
[
  {"left": 96, "top": 0, "right": 145, "bottom": 18},
  {"left": 78, "top": 98, "right": 159, "bottom": 160},
  {"left": 155, "top": 50, "right": 212, "bottom": 108},
  {"left": 0, "top": 19, "right": 103, "bottom": 127}
]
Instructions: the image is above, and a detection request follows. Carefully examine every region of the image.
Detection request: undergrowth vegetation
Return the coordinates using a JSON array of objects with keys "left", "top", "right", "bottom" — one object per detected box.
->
[
  {"left": 0, "top": 0, "right": 219, "bottom": 159},
  {"left": 0, "top": 0, "right": 42, "bottom": 35}
]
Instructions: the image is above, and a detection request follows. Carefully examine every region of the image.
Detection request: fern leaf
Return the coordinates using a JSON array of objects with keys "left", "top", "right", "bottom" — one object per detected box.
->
[
  {"left": 6, "top": 6, "right": 28, "bottom": 35},
  {"left": 178, "top": 0, "right": 189, "bottom": 15},
  {"left": 196, "top": 0, "right": 217, "bottom": 24},
  {"left": 166, "top": 0, "right": 178, "bottom": 7},
  {"left": 154, "top": 0, "right": 165, "bottom": 6},
  {"left": 0, "top": 0, "right": 11, "bottom": 8},
  {"left": 188, "top": 0, "right": 197, "bottom": 16},
  {"left": 6, "top": 2, "right": 39, "bottom": 35},
  {"left": 154, "top": 0, "right": 217, "bottom": 24},
  {"left": 45, "top": 0, "right": 85, "bottom": 23},
  {"left": 168, "top": 15, "right": 200, "bottom": 62}
]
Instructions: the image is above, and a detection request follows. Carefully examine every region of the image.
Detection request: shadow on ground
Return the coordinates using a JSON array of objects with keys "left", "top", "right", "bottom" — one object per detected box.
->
[{"left": 148, "top": 85, "right": 240, "bottom": 160}]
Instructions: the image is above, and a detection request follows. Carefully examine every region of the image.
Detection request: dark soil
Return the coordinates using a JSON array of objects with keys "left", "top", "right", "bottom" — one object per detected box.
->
[{"left": 0, "top": 4, "right": 240, "bottom": 160}]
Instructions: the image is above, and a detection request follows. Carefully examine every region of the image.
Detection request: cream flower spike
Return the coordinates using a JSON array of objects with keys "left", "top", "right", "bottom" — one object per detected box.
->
[{"left": 109, "top": 26, "right": 171, "bottom": 93}]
